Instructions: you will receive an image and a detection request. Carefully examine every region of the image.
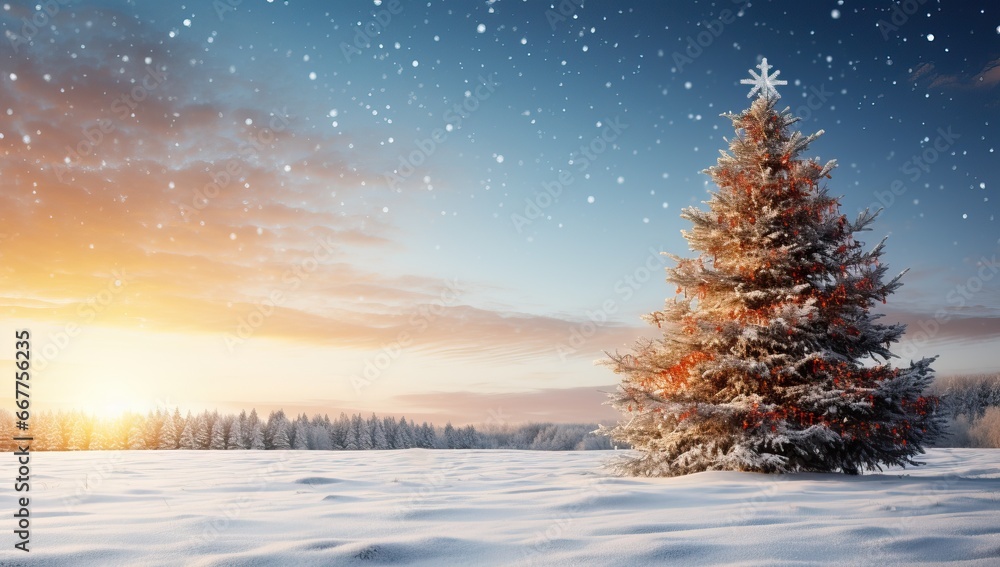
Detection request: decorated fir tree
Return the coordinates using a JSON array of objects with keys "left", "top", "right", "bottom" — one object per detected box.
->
[{"left": 602, "top": 59, "right": 944, "bottom": 476}]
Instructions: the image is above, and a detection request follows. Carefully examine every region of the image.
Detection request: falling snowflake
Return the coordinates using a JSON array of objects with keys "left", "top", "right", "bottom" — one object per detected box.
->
[{"left": 740, "top": 57, "right": 788, "bottom": 99}]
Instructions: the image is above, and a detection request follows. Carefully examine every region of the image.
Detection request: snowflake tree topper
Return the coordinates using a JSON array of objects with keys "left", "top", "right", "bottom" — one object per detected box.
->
[{"left": 740, "top": 57, "right": 788, "bottom": 99}]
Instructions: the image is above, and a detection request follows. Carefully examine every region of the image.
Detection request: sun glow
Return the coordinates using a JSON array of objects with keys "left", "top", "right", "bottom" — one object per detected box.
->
[{"left": 6, "top": 323, "right": 407, "bottom": 419}]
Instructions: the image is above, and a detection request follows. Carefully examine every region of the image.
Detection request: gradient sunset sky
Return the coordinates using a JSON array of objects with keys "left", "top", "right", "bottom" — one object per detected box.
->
[{"left": 2, "top": 1, "right": 998, "bottom": 424}]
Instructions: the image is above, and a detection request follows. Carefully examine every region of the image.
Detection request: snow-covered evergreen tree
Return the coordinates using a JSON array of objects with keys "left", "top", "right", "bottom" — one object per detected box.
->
[
  {"left": 54, "top": 412, "right": 75, "bottom": 450},
  {"left": 0, "top": 411, "right": 12, "bottom": 453},
  {"left": 143, "top": 409, "right": 164, "bottom": 450},
  {"left": 66, "top": 415, "right": 90, "bottom": 451},
  {"left": 419, "top": 422, "right": 436, "bottom": 449},
  {"left": 31, "top": 411, "right": 53, "bottom": 451},
  {"left": 286, "top": 414, "right": 303, "bottom": 448},
  {"left": 396, "top": 417, "right": 414, "bottom": 449},
  {"left": 355, "top": 414, "right": 374, "bottom": 450},
  {"left": 209, "top": 417, "right": 226, "bottom": 450},
  {"left": 88, "top": 420, "right": 112, "bottom": 450},
  {"left": 195, "top": 412, "right": 213, "bottom": 449},
  {"left": 383, "top": 415, "right": 398, "bottom": 448},
  {"left": 263, "top": 410, "right": 286, "bottom": 448},
  {"left": 105, "top": 415, "right": 130, "bottom": 450},
  {"left": 343, "top": 415, "right": 359, "bottom": 450},
  {"left": 127, "top": 422, "right": 146, "bottom": 450},
  {"left": 171, "top": 408, "right": 185, "bottom": 449},
  {"left": 247, "top": 409, "right": 263, "bottom": 447},
  {"left": 458, "top": 425, "right": 478, "bottom": 449},
  {"left": 271, "top": 421, "right": 291, "bottom": 450},
  {"left": 178, "top": 413, "right": 198, "bottom": 450},
  {"left": 332, "top": 412, "right": 350, "bottom": 449},
  {"left": 249, "top": 419, "right": 265, "bottom": 450},
  {"left": 158, "top": 415, "right": 178, "bottom": 450},
  {"left": 292, "top": 421, "right": 309, "bottom": 450},
  {"left": 602, "top": 59, "right": 944, "bottom": 476},
  {"left": 443, "top": 422, "right": 457, "bottom": 449},
  {"left": 228, "top": 416, "right": 244, "bottom": 449},
  {"left": 312, "top": 424, "right": 333, "bottom": 450},
  {"left": 370, "top": 413, "right": 388, "bottom": 449}
]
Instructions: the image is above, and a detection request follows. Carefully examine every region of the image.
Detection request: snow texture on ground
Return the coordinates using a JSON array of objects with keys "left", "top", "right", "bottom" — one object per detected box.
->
[{"left": 7, "top": 448, "right": 1000, "bottom": 566}]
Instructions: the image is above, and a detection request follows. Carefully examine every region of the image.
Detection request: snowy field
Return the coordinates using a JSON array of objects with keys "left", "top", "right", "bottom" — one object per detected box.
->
[{"left": 10, "top": 449, "right": 1000, "bottom": 566}]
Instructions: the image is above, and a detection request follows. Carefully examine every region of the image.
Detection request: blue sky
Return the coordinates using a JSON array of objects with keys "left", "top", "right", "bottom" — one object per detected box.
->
[{"left": 1, "top": 0, "right": 998, "bottom": 423}]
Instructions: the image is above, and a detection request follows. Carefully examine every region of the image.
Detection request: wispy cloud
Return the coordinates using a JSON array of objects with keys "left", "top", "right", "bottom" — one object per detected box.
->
[
  {"left": 0, "top": 11, "right": 654, "bottom": 367},
  {"left": 910, "top": 58, "right": 1000, "bottom": 91}
]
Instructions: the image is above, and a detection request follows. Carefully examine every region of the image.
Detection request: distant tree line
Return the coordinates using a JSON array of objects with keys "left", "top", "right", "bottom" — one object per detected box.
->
[
  {"left": 930, "top": 374, "right": 1000, "bottom": 448},
  {"left": 0, "top": 408, "right": 614, "bottom": 452},
  {"left": 3, "top": 374, "right": 996, "bottom": 453}
]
